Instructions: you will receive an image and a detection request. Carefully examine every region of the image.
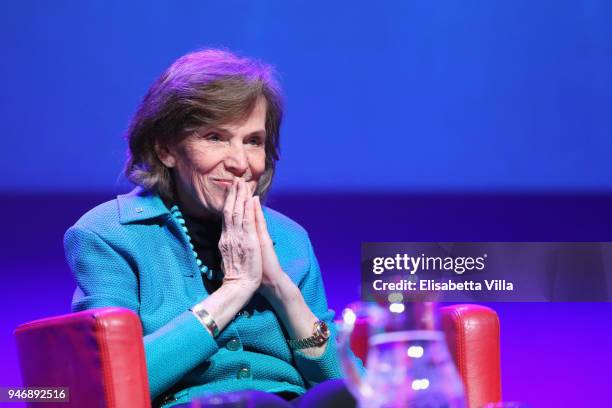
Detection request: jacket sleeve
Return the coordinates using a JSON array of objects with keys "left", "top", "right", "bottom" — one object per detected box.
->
[
  {"left": 291, "top": 235, "right": 365, "bottom": 387},
  {"left": 64, "top": 225, "right": 219, "bottom": 400}
]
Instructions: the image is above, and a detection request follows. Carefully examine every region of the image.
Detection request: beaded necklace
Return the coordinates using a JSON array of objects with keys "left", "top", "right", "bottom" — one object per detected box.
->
[{"left": 170, "top": 204, "right": 219, "bottom": 281}]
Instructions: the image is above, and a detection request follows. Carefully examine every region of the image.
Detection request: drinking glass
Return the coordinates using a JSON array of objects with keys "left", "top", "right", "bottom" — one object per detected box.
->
[{"left": 338, "top": 301, "right": 467, "bottom": 408}]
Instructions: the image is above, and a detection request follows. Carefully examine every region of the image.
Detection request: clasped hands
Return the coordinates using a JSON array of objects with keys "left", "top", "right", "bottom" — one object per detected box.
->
[
  {"left": 205, "top": 179, "right": 321, "bottom": 352},
  {"left": 218, "top": 178, "right": 292, "bottom": 303}
]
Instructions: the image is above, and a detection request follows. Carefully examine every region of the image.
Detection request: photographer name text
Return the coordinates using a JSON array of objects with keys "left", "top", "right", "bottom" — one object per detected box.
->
[{"left": 372, "top": 279, "right": 514, "bottom": 292}]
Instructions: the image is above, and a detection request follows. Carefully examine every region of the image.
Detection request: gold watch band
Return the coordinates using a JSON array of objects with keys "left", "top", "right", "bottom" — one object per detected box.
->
[{"left": 287, "top": 320, "right": 330, "bottom": 350}]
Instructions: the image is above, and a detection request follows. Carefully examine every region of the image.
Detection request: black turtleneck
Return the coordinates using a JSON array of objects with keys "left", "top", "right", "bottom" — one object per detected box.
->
[
  {"left": 162, "top": 187, "right": 227, "bottom": 292},
  {"left": 180, "top": 210, "right": 224, "bottom": 293}
]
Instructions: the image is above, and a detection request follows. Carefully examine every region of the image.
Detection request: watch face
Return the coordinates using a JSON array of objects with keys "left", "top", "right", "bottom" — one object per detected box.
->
[{"left": 318, "top": 321, "right": 330, "bottom": 339}]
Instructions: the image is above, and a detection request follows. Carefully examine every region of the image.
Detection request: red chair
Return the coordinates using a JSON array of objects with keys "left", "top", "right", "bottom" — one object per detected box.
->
[{"left": 15, "top": 305, "right": 501, "bottom": 408}]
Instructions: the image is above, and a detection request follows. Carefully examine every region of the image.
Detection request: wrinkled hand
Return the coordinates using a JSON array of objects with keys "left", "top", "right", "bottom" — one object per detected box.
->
[
  {"left": 253, "top": 196, "right": 294, "bottom": 301},
  {"left": 253, "top": 197, "right": 318, "bottom": 346},
  {"left": 219, "top": 179, "right": 262, "bottom": 294}
]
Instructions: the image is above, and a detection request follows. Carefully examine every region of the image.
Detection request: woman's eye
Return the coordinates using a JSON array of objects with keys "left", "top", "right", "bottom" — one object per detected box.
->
[
  {"left": 247, "top": 137, "right": 263, "bottom": 146},
  {"left": 205, "top": 133, "right": 221, "bottom": 141}
]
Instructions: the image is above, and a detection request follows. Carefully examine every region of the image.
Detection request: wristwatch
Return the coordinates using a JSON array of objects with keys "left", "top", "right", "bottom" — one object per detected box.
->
[{"left": 287, "top": 320, "right": 330, "bottom": 350}]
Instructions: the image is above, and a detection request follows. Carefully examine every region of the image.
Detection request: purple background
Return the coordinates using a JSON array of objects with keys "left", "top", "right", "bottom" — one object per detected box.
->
[
  {"left": 2, "top": 1, "right": 612, "bottom": 406},
  {"left": 3, "top": 193, "right": 612, "bottom": 407}
]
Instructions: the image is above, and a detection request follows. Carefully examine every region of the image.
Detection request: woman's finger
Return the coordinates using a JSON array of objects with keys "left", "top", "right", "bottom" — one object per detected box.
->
[
  {"left": 233, "top": 179, "right": 247, "bottom": 228},
  {"left": 254, "top": 196, "right": 273, "bottom": 247},
  {"left": 222, "top": 179, "right": 238, "bottom": 231},
  {"left": 243, "top": 195, "right": 257, "bottom": 236}
]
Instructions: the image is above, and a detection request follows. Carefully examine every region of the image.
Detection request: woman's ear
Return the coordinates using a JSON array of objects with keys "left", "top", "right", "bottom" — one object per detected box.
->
[{"left": 155, "top": 142, "right": 177, "bottom": 168}]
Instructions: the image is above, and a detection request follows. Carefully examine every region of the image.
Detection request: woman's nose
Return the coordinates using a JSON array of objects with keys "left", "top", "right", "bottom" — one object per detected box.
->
[{"left": 224, "top": 144, "right": 249, "bottom": 176}]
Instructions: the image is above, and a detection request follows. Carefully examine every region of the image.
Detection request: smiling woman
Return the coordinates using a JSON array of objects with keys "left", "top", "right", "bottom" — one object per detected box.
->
[
  {"left": 155, "top": 97, "right": 268, "bottom": 219},
  {"left": 63, "top": 49, "right": 363, "bottom": 407},
  {"left": 124, "top": 49, "right": 282, "bottom": 203}
]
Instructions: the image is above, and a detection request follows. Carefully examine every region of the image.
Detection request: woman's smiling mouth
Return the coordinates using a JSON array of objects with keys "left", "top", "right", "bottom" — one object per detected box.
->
[{"left": 212, "top": 178, "right": 234, "bottom": 187}]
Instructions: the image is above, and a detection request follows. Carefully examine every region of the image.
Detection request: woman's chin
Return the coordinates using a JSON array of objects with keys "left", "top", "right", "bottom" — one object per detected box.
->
[{"left": 199, "top": 202, "right": 224, "bottom": 219}]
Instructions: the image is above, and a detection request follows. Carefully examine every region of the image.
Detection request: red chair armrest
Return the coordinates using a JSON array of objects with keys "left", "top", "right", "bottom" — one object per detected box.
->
[
  {"left": 441, "top": 304, "right": 502, "bottom": 408},
  {"left": 14, "top": 307, "right": 150, "bottom": 408}
]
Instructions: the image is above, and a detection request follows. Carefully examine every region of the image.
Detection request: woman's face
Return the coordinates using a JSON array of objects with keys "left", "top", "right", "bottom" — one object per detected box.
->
[{"left": 157, "top": 97, "right": 267, "bottom": 218}]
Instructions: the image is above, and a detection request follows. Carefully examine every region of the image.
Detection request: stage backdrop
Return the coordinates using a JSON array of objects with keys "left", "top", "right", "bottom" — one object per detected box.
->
[
  {"left": 2, "top": 1, "right": 612, "bottom": 407},
  {"left": 1, "top": 0, "right": 611, "bottom": 193}
]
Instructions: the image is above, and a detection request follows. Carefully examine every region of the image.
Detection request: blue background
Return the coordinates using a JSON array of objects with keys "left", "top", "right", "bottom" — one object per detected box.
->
[
  {"left": 2, "top": 0, "right": 611, "bottom": 193},
  {"left": 2, "top": 1, "right": 612, "bottom": 407}
]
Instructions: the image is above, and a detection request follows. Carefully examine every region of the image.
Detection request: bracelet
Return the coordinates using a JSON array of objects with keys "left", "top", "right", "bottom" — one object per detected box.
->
[{"left": 189, "top": 304, "right": 220, "bottom": 338}]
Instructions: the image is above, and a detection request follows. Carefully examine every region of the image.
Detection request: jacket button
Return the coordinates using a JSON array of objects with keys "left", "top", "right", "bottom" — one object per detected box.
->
[
  {"left": 237, "top": 367, "right": 250, "bottom": 379},
  {"left": 226, "top": 338, "right": 240, "bottom": 351}
]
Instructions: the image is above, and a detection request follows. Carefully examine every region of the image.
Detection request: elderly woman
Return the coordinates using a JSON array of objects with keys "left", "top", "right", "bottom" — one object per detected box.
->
[{"left": 64, "top": 49, "right": 360, "bottom": 407}]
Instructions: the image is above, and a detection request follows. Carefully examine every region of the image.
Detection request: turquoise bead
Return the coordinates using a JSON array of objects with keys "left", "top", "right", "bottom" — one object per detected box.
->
[{"left": 170, "top": 203, "right": 214, "bottom": 281}]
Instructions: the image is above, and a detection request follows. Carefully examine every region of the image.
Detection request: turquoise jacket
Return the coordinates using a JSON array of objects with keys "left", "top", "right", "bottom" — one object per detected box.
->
[{"left": 64, "top": 188, "right": 350, "bottom": 406}]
